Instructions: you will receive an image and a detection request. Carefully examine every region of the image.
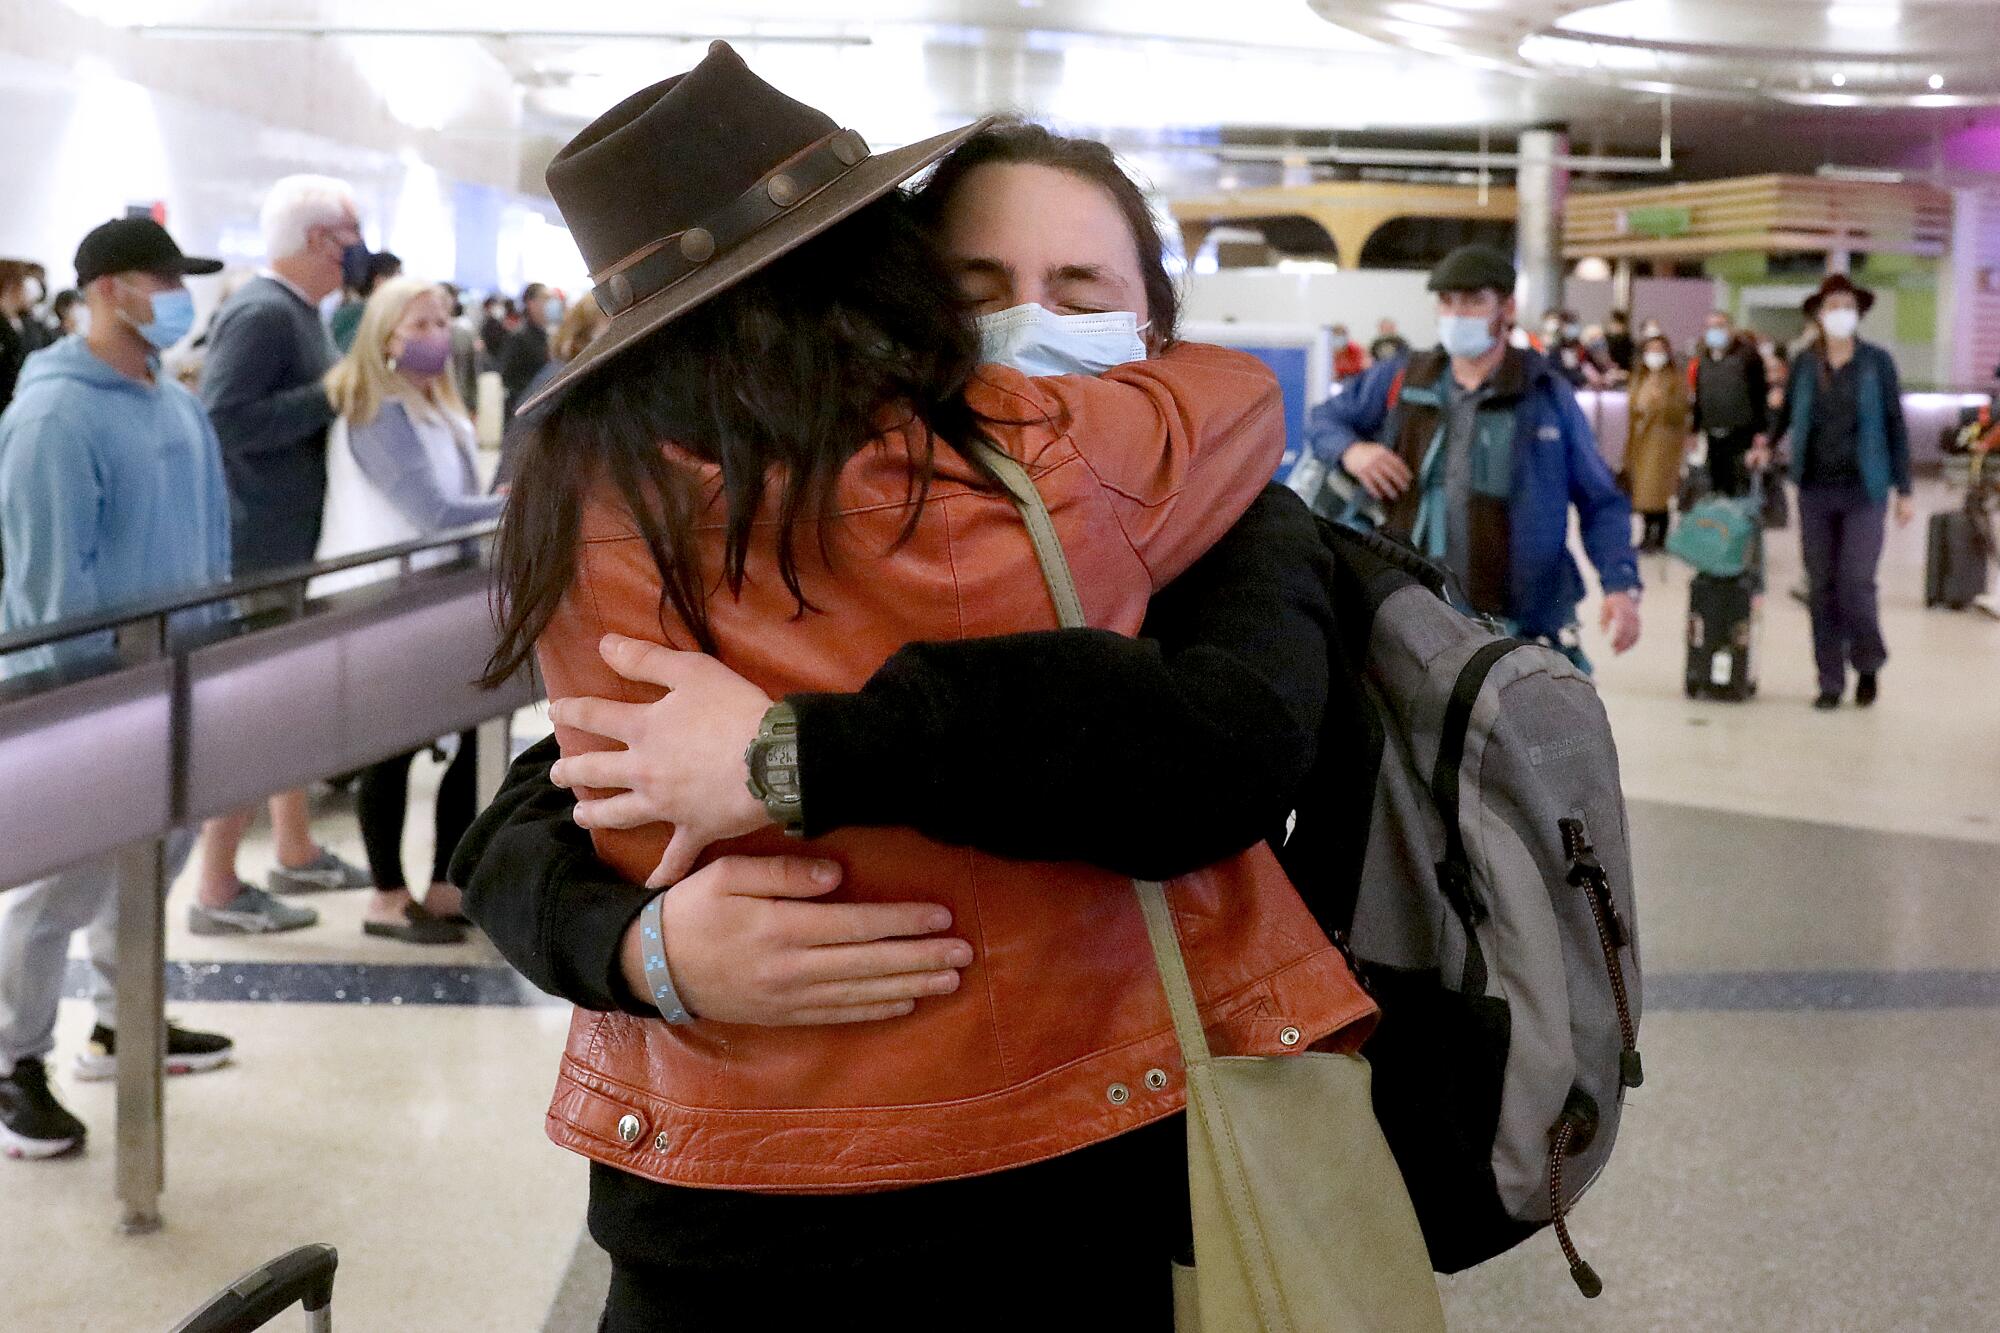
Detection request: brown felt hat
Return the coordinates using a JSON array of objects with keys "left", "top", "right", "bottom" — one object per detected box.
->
[
  {"left": 517, "top": 41, "right": 986, "bottom": 420},
  {"left": 1801, "top": 272, "right": 1876, "bottom": 319}
]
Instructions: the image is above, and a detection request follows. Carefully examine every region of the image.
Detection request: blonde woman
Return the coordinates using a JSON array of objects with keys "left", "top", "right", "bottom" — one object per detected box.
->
[{"left": 320, "top": 277, "right": 504, "bottom": 944}]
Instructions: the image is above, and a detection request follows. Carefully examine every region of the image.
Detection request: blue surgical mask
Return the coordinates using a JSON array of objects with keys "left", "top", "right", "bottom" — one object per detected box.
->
[
  {"left": 975, "top": 303, "right": 1148, "bottom": 377},
  {"left": 1437, "top": 313, "right": 1497, "bottom": 361},
  {"left": 1704, "top": 327, "right": 1730, "bottom": 351},
  {"left": 542, "top": 297, "right": 564, "bottom": 325},
  {"left": 120, "top": 284, "right": 196, "bottom": 350}
]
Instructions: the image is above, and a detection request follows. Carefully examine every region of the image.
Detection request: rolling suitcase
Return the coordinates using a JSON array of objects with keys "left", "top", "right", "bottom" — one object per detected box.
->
[
  {"left": 172, "top": 1245, "right": 337, "bottom": 1333},
  {"left": 1924, "top": 459, "right": 1993, "bottom": 609},
  {"left": 1924, "top": 511, "right": 1988, "bottom": 609},
  {"left": 1686, "top": 572, "right": 1758, "bottom": 701}
]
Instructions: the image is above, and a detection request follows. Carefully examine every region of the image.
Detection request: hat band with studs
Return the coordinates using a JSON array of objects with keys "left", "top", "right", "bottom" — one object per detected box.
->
[{"left": 590, "top": 127, "right": 872, "bottom": 321}]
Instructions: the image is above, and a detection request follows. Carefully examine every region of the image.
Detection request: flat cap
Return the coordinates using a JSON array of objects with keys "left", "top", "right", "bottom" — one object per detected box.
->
[{"left": 1428, "top": 244, "right": 1517, "bottom": 295}]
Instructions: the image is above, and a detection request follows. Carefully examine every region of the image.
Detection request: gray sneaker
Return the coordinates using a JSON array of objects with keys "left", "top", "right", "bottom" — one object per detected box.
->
[
  {"left": 188, "top": 884, "right": 319, "bottom": 935},
  {"left": 267, "top": 849, "right": 371, "bottom": 895}
]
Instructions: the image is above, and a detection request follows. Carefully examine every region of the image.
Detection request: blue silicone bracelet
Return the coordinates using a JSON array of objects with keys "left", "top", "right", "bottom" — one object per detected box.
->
[{"left": 638, "top": 895, "right": 693, "bottom": 1025}]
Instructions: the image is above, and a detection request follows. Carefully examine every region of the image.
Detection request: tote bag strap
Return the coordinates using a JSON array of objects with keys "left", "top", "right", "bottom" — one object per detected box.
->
[{"left": 970, "top": 440, "right": 1214, "bottom": 1068}]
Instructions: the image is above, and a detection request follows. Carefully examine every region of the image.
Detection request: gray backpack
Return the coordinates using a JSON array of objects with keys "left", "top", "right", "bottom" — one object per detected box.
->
[{"left": 1277, "top": 522, "right": 1643, "bottom": 1297}]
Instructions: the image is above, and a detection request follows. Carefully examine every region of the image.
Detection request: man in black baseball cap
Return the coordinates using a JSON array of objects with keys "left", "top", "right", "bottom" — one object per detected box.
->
[
  {"left": 73, "top": 216, "right": 222, "bottom": 288},
  {"left": 0, "top": 217, "right": 280, "bottom": 1159},
  {"left": 1305, "top": 241, "right": 1643, "bottom": 668}
]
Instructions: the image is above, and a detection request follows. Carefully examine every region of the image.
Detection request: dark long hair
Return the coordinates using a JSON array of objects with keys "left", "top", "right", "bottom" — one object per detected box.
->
[
  {"left": 913, "top": 120, "right": 1182, "bottom": 347},
  {"left": 483, "top": 192, "right": 989, "bottom": 683}
]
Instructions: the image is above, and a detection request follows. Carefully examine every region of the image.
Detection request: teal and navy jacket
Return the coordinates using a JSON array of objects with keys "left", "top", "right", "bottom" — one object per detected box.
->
[
  {"left": 1306, "top": 345, "right": 1638, "bottom": 639},
  {"left": 1780, "top": 341, "right": 1912, "bottom": 501}
]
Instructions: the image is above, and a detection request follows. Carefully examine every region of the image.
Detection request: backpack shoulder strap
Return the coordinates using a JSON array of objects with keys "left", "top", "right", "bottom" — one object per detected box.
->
[{"left": 1429, "top": 637, "right": 1528, "bottom": 994}]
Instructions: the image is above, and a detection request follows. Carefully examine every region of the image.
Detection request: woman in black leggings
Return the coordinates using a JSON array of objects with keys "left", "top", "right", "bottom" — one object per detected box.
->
[
  {"left": 319, "top": 276, "right": 504, "bottom": 943},
  {"left": 356, "top": 734, "right": 477, "bottom": 944}
]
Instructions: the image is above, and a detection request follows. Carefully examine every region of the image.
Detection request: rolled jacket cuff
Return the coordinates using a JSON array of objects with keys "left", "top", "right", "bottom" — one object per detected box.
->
[
  {"left": 546, "top": 860, "right": 656, "bottom": 1017},
  {"left": 787, "top": 689, "right": 932, "bottom": 839}
]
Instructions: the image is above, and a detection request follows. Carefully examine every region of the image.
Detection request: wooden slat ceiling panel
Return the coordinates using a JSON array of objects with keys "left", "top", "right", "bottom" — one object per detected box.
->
[{"left": 1566, "top": 174, "right": 1952, "bottom": 258}]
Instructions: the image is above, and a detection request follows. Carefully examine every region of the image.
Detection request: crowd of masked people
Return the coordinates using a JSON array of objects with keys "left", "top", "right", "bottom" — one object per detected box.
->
[
  {"left": 0, "top": 42, "right": 1919, "bottom": 1327},
  {"left": 1314, "top": 274, "right": 1913, "bottom": 706},
  {"left": 0, "top": 175, "right": 615, "bottom": 1161}
]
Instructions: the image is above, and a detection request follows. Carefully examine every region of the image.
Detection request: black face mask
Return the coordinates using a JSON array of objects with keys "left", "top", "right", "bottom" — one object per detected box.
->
[{"left": 340, "top": 242, "right": 373, "bottom": 291}]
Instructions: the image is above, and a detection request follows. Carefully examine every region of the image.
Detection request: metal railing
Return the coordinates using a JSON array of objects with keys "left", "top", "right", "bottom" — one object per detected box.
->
[{"left": 0, "top": 522, "right": 539, "bottom": 1233}]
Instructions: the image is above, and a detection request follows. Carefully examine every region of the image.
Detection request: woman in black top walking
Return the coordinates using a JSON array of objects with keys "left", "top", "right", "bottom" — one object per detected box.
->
[{"left": 1754, "top": 274, "right": 1914, "bottom": 710}]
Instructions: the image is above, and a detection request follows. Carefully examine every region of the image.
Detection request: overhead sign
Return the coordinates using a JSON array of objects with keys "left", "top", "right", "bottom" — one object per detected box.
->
[{"left": 1615, "top": 205, "right": 1692, "bottom": 238}]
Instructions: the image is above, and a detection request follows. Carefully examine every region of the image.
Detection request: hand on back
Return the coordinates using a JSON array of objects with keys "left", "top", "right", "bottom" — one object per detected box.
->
[
  {"left": 620, "top": 857, "right": 971, "bottom": 1026},
  {"left": 549, "top": 635, "right": 774, "bottom": 888}
]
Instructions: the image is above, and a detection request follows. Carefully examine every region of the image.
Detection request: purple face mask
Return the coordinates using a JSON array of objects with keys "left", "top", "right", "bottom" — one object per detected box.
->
[{"left": 394, "top": 331, "right": 452, "bottom": 376}]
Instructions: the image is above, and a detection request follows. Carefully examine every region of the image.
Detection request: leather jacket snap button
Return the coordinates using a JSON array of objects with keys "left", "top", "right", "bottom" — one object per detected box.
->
[
  {"left": 1144, "top": 1068, "right": 1169, "bottom": 1092},
  {"left": 1106, "top": 1083, "right": 1130, "bottom": 1105},
  {"left": 1279, "top": 1026, "right": 1302, "bottom": 1048},
  {"left": 653, "top": 1131, "right": 670, "bottom": 1152},
  {"left": 616, "top": 1113, "right": 642, "bottom": 1145}
]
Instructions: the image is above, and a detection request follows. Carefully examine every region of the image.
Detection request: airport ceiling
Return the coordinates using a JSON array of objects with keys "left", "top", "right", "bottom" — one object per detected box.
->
[{"left": 94, "top": 0, "right": 2000, "bottom": 185}]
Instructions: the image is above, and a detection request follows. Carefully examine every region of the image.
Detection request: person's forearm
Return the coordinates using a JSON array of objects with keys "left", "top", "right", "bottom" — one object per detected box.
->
[
  {"left": 212, "top": 380, "right": 335, "bottom": 456},
  {"left": 795, "top": 486, "right": 1334, "bottom": 879},
  {"left": 450, "top": 734, "right": 654, "bottom": 1014}
]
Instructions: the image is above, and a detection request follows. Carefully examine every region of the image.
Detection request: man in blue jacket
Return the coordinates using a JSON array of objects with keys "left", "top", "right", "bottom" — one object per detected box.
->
[
  {"left": 1306, "top": 244, "right": 1641, "bottom": 668},
  {"left": 0, "top": 219, "right": 316, "bottom": 1161}
]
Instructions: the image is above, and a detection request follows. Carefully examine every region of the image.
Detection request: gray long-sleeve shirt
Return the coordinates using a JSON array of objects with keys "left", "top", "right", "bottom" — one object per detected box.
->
[
  {"left": 345, "top": 400, "right": 503, "bottom": 534},
  {"left": 201, "top": 276, "right": 338, "bottom": 574}
]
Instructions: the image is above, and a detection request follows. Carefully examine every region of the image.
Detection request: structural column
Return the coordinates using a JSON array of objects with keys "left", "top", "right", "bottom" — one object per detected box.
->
[{"left": 1517, "top": 125, "right": 1570, "bottom": 322}]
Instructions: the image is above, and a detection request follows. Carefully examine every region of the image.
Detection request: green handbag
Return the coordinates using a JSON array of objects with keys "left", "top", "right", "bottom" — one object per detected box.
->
[{"left": 976, "top": 442, "right": 1447, "bottom": 1333}]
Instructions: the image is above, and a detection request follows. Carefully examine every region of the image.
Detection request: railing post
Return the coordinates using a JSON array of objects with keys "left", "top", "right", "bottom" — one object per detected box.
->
[
  {"left": 111, "top": 836, "right": 168, "bottom": 1235},
  {"left": 475, "top": 712, "right": 511, "bottom": 809},
  {"left": 109, "top": 615, "right": 170, "bottom": 1235}
]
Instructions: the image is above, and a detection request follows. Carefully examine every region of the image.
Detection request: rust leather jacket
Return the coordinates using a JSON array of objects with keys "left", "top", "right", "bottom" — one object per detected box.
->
[{"left": 538, "top": 344, "right": 1379, "bottom": 1193}]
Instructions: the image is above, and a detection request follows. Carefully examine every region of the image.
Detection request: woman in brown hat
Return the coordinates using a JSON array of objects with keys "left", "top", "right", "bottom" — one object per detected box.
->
[
  {"left": 485, "top": 47, "right": 1375, "bottom": 1328},
  {"left": 1751, "top": 273, "right": 1914, "bottom": 709}
]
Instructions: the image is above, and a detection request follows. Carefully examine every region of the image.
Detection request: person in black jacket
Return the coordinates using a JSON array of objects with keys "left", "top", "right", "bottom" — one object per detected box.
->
[
  {"left": 452, "top": 120, "right": 1362, "bottom": 1327},
  {"left": 1688, "top": 309, "right": 1770, "bottom": 498},
  {"left": 0, "top": 260, "right": 52, "bottom": 415},
  {"left": 498, "top": 283, "right": 559, "bottom": 419}
]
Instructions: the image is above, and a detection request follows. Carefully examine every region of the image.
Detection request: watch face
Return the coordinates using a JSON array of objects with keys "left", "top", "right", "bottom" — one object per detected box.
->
[{"left": 757, "top": 739, "right": 802, "bottom": 802}]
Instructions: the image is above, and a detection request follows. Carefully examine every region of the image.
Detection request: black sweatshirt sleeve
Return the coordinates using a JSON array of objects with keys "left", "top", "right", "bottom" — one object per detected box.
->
[
  {"left": 794, "top": 485, "right": 1335, "bottom": 877},
  {"left": 450, "top": 484, "right": 1337, "bottom": 1008},
  {"left": 450, "top": 734, "right": 656, "bottom": 1015}
]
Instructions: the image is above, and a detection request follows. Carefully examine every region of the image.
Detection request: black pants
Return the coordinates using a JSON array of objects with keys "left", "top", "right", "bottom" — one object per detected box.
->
[
  {"left": 355, "top": 732, "right": 477, "bottom": 891},
  {"left": 1640, "top": 510, "right": 1670, "bottom": 550},
  {"left": 593, "top": 1115, "right": 1189, "bottom": 1332},
  {"left": 1706, "top": 426, "right": 1756, "bottom": 497}
]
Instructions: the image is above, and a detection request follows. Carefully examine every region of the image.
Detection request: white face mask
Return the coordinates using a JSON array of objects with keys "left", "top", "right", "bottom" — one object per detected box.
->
[
  {"left": 1821, "top": 307, "right": 1860, "bottom": 340},
  {"left": 1642, "top": 349, "right": 1669, "bottom": 371},
  {"left": 975, "top": 303, "right": 1148, "bottom": 377}
]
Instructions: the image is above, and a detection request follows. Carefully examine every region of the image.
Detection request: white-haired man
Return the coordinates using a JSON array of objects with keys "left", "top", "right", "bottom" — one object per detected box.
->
[{"left": 194, "top": 174, "right": 370, "bottom": 915}]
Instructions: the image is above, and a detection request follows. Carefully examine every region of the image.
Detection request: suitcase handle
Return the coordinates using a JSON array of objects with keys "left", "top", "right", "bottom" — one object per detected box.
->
[{"left": 171, "top": 1244, "right": 338, "bottom": 1333}]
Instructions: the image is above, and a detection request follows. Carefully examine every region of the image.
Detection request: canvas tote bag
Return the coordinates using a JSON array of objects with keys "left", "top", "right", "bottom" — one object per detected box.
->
[{"left": 975, "top": 442, "right": 1446, "bottom": 1333}]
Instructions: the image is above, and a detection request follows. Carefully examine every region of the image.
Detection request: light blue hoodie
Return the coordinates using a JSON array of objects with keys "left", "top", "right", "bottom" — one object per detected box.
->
[{"left": 0, "top": 335, "right": 232, "bottom": 678}]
